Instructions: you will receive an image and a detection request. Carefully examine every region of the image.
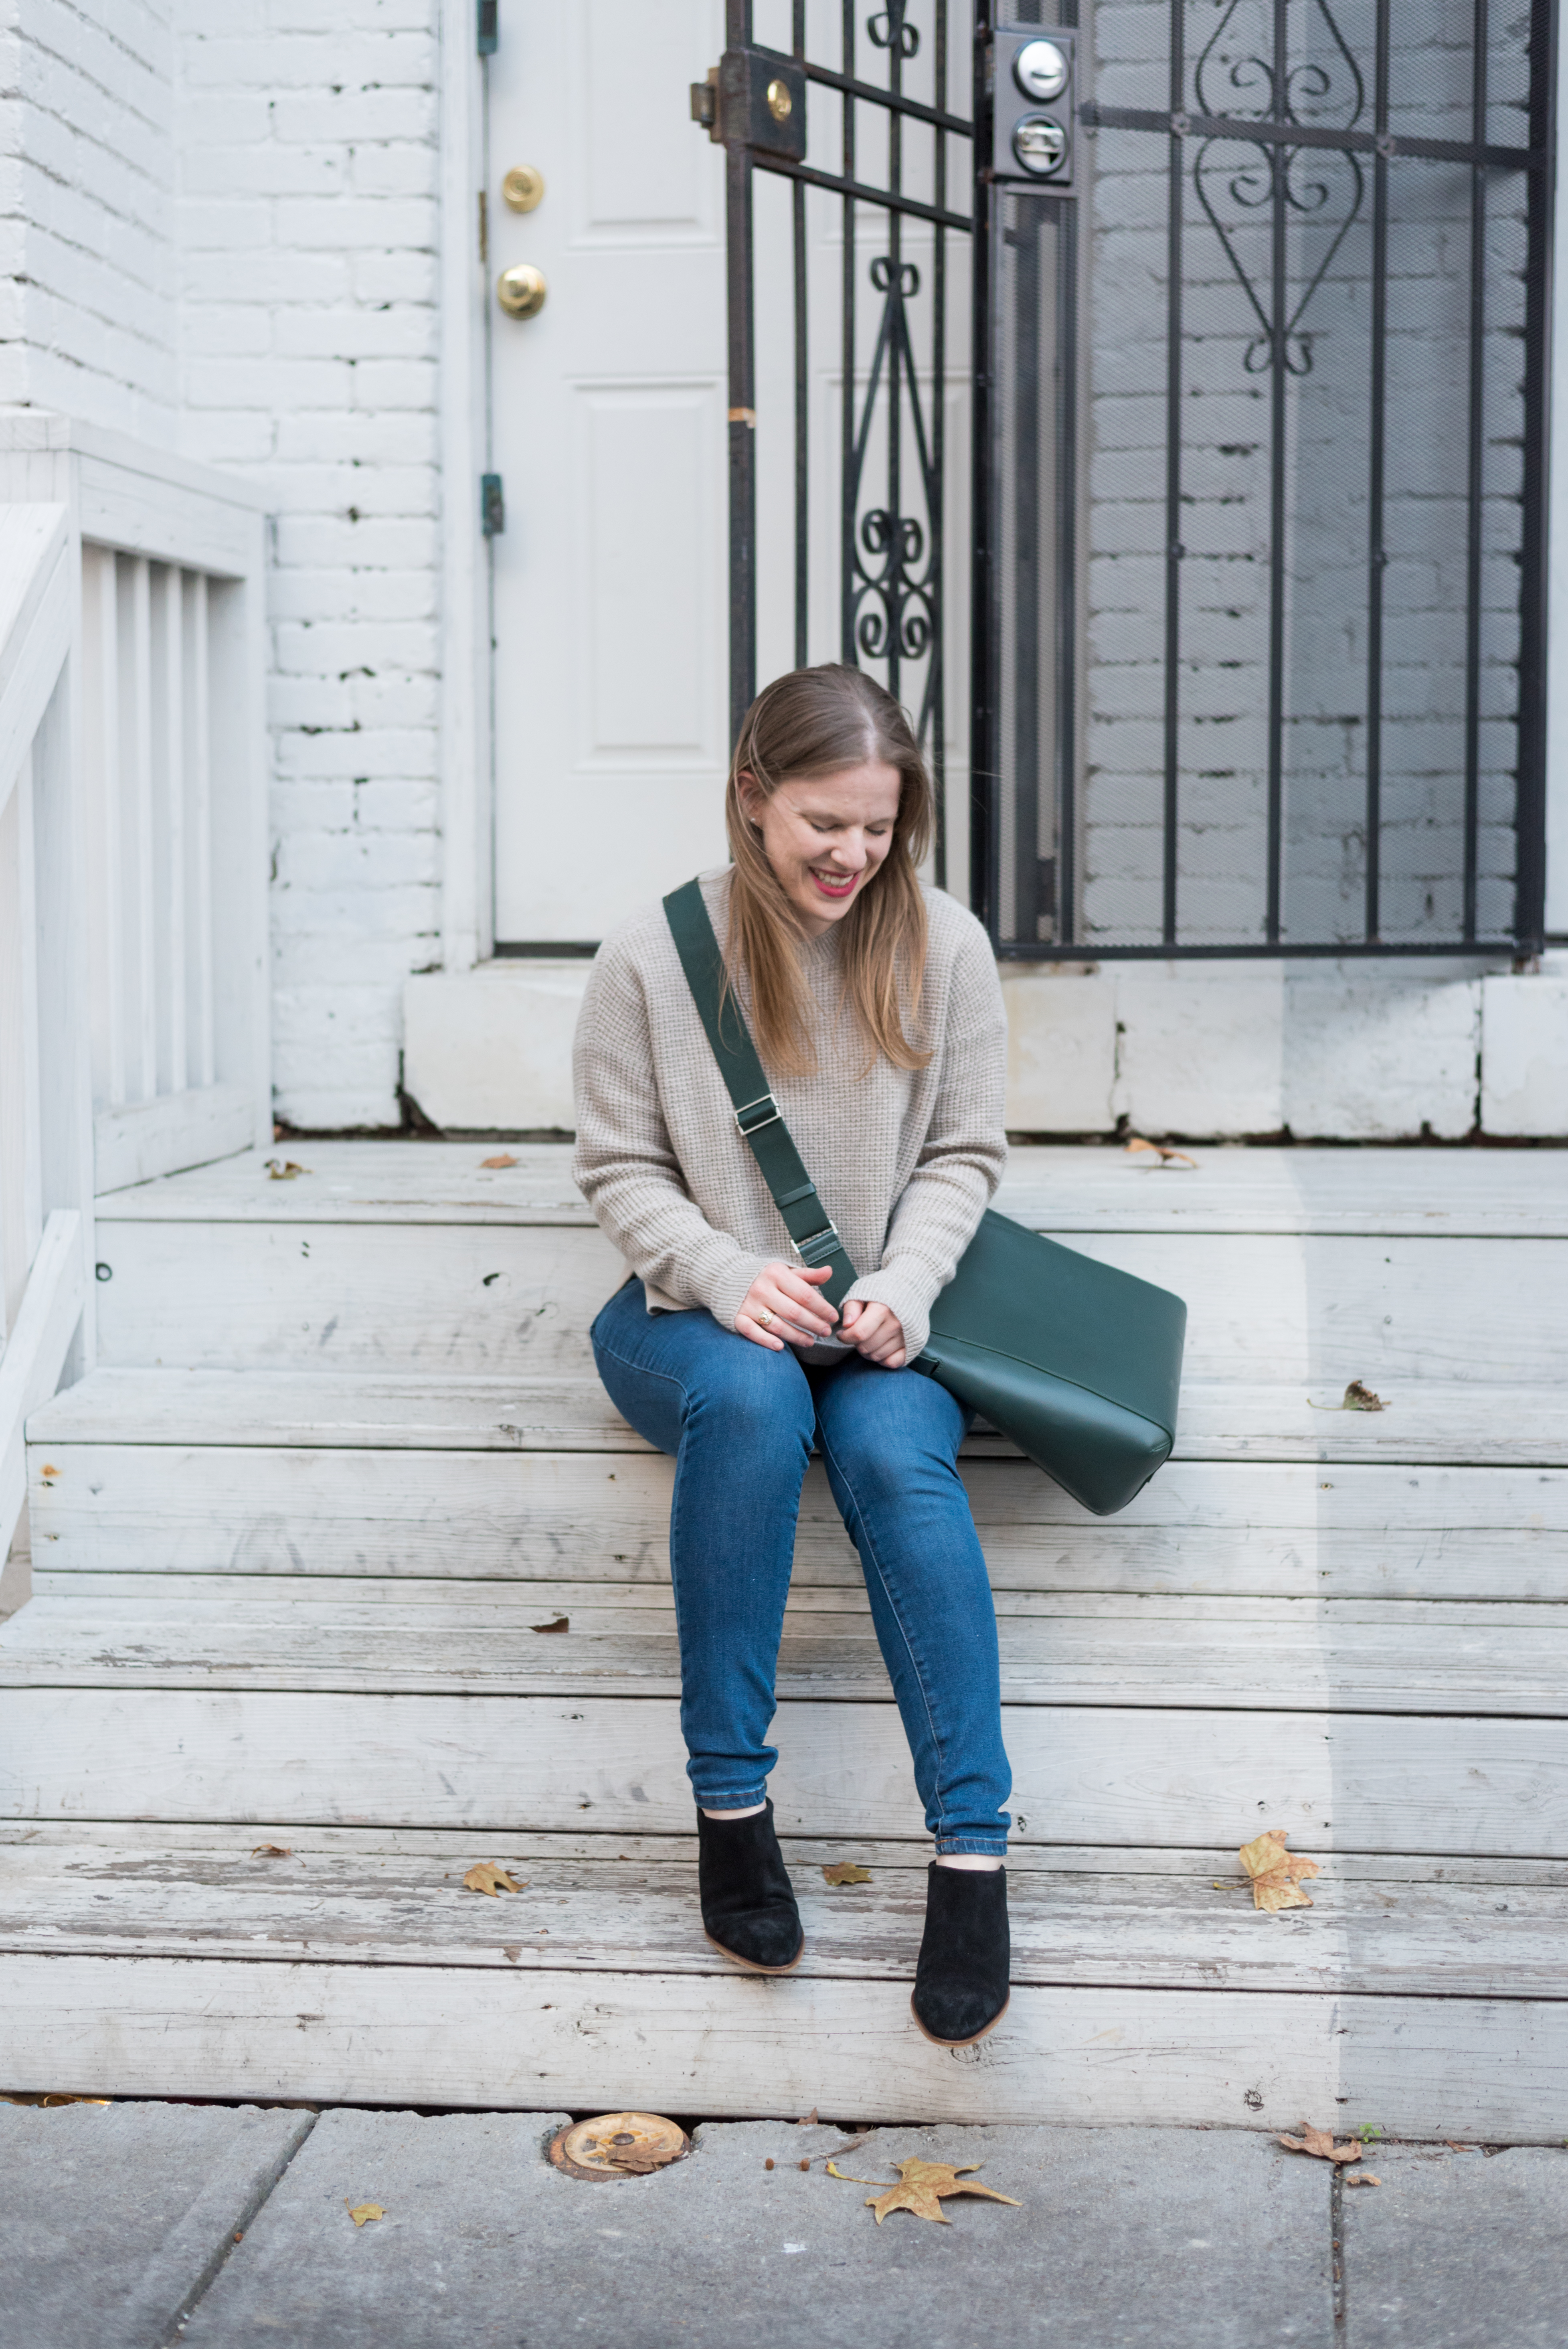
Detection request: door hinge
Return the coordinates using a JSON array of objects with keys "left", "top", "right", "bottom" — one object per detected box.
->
[
  {"left": 477, "top": 0, "right": 498, "bottom": 57},
  {"left": 481, "top": 474, "right": 505, "bottom": 537},
  {"left": 690, "top": 67, "right": 718, "bottom": 133}
]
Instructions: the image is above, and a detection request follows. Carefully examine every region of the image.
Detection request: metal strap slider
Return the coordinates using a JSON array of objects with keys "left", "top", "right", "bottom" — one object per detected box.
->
[
  {"left": 793, "top": 1222, "right": 843, "bottom": 1268},
  {"left": 734, "top": 1093, "right": 782, "bottom": 1136}
]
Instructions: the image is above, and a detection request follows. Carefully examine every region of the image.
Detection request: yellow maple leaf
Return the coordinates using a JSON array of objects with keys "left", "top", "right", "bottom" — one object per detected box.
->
[
  {"left": 865, "top": 2159, "right": 1021, "bottom": 2226},
  {"left": 345, "top": 2201, "right": 384, "bottom": 2226},
  {"left": 1239, "top": 1829, "right": 1321, "bottom": 1912},
  {"left": 462, "top": 1861, "right": 524, "bottom": 1896},
  {"left": 821, "top": 1861, "right": 872, "bottom": 1886},
  {"left": 1277, "top": 2124, "right": 1364, "bottom": 2165}
]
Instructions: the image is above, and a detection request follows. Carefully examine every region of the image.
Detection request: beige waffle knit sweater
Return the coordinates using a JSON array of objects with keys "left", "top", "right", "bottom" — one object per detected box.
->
[{"left": 571, "top": 867, "right": 1007, "bottom": 1362}]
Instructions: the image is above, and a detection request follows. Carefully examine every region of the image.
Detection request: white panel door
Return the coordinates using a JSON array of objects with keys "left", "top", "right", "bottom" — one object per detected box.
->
[{"left": 488, "top": 1, "right": 729, "bottom": 944}]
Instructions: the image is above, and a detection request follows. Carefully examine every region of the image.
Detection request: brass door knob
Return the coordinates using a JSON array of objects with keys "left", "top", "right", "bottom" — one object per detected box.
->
[
  {"left": 502, "top": 164, "right": 545, "bottom": 213},
  {"left": 497, "top": 264, "right": 548, "bottom": 319}
]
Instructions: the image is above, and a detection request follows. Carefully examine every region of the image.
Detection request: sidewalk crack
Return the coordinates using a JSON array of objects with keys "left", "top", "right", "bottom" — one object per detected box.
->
[{"left": 159, "top": 2106, "right": 321, "bottom": 2346}]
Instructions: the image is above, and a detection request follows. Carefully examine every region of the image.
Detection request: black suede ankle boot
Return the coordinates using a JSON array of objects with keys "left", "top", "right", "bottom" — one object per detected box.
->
[
  {"left": 696, "top": 1800, "right": 803, "bottom": 1973},
  {"left": 910, "top": 1862, "right": 1010, "bottom": 2046}
]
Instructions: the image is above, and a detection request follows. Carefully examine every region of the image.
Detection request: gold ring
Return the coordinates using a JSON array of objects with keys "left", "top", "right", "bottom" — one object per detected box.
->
[{"left": 755, "top": 1307, "right": 775, "bottom": 1329}]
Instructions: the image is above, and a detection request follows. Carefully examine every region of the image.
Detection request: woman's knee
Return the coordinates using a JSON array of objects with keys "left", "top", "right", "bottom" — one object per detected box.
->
[
  {"left": 819, "top": 1369, "right": 964, "bottom": 1494},
  {"left": 684, "top": 1332, "right": 815, "bottom": 1456}
]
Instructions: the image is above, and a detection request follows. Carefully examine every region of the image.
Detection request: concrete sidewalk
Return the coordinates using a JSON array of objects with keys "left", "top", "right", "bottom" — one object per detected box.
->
[{"left": 2, "top": 2102, "right": 1564, "bottom": 2348}]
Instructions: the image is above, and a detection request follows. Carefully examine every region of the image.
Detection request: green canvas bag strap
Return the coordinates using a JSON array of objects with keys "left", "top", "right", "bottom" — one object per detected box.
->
[{"left": 663, "top": 876, "right": 859, "bottom": 1309}]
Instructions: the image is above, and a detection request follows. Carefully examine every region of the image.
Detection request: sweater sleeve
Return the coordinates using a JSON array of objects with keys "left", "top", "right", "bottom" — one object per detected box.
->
[
  {"left": 571, "top": 937, "right": 773, "bottom": 1329},
  {"left": 843, "top": 916, "right": 1008, "bottom": 1359}
]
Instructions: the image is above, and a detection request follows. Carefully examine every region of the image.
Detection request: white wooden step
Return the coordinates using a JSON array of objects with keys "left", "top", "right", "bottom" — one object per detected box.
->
[
  {"left": 0, "top": 1831, "right": 1562, "bottom": 2130},
  {"left": 85, "top": 1219, "right": 1568, "bottom": 1385},
  {"left": 97, "top": 1140, "right": 1568, "bottom": 1236},
  {"left": 6, "top": 1589, "right": 1566, "bottom": 1715},
  {"left": 25, "top": 1443, "right": 1568, "bottom": 1598},
  {"left": 0, "top": 1831, "right": 1560, "bottom": 1997},
  {"left": 27, "top": 1367, "right": 1568, "bottom": 1466},
  {"left": 3, "top": 1686, "right": 1563, "bottom": 1854}
]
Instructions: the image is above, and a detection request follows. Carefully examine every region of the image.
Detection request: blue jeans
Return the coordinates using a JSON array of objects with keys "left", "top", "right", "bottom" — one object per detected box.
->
[{"left": 590, "top": 1279, "right": 1012, "bottom": 1855}]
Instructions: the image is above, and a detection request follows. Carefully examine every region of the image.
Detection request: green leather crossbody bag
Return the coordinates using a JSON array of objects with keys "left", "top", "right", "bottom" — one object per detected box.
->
[{"left": 664, "top": 879, "right": 1187, "bottom": 1517}]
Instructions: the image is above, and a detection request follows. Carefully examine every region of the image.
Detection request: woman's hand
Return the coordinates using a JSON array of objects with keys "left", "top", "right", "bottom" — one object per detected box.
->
[
  {"left": 736, "top": 1262, "right": 839, "bottom": 1352},
  {"left": 839, "top": 1297, "right": 907, "bottom": 1368}
]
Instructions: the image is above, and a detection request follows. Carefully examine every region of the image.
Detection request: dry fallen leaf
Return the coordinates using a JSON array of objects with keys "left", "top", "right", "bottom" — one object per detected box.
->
[
  {"left": 1240, "top": 1829, "right": 1321, "bottom": 1913},
  {"left": 480, "top": 1153, "right": 518, "bottom": 1168},
  {"left": 252, "top": 1843, "right": 293, "bottom": 1859},
  {"left": 1345, "top": 2173, "right": 1382, "bottom": 2187},
  {"left": 821, "top": 1861, "right": 872, "bottom": 1887},
  {"left": 345, "top": 2202, "right": 384, "bottom": 2226},
  {"left": 1126, "top": 1136, "right": 1198, "bottom": 1170},
  {"left": 796, "top": 2106, "right": 819, "bottom": 2127},
  {"left": 531, "top": 1615, "right": 569, "bottom": 1635},
  {"left": 0, "top": 2092, "right": 110, "bottom": 2107},
  {"left": 1309, "top": 1379, "right": 1387, "bottom": 1413},
  {"left": 264, "top": 1158, "right": 310, "bottom": 1181},
  {"left": 463, "top": 1861, "right": 524, "bottom": 1897},
  {"left": 1277, "top": 2124, "right": 1364, "bottom": 2165},
  {"left": 858, "top": 2158, "right": 1022, "bottom": 2226}
]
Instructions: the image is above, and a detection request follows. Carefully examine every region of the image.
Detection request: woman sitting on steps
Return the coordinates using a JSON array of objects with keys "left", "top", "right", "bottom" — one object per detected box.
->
[{"left": 572, "top": 661, "right": 1012, "bottom": 2047}]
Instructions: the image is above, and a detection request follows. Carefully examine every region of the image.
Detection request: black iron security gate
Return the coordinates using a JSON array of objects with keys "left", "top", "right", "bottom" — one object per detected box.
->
[
  {"left": 979, "top": 0, "right": 1556, "bottom": 956},
  {"left": 694, "top": 1, "right": 973, "bottom": 884},
  {"left": 707, "top": 1, "right": 1555, "bottom": 954}
]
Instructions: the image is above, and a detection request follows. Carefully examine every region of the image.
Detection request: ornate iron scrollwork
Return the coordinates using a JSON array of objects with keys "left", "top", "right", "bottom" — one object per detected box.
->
[
  {"left": 868, "top": 3, "right": 920, "bottom": 59},
  {"left": 845, "top": 255, "right": 941, "bottom": 735},
  {"left": 1192, "top": 0, "right": 1366, "bottom": 377}
]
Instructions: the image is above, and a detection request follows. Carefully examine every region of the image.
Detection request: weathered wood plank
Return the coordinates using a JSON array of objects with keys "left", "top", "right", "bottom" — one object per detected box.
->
[
  {"left": 91, "top": 1221, "right": 628, "bottom": 1374},
  {"left": 27, "top": 1369, "right": 1568, "bottom": 1468},
  {"left": 3, "top": 1690, "right": 1565, "bottom": 1855},
  {"left": 6, "top": 1592, "right": 1567, "bottom": 1714},
  {"left": 0, "top": 1842, "right": 1560, "bottom": 1996},
  {"left": 1, "top": 1951, "right": 1563, "bottom": 2134},
  {"left": 97, "top": 1140, "right": 1568, "bottom": 1237},
  {"left": 87, "top": 1221, "right": 1568, "bottom": 1385},
  {"left": 26, "top": 1370, "right": 655, "bottom": 1452},
  {"left": 6, "top": 1822, "right": 1565, "bottom": 1885},
  {"left": 30, "top": 1576, "right": 1568, "bottom": 1631},
  {"left": 28, "top": 1447, "right": 1568, "bottom": 1600}
]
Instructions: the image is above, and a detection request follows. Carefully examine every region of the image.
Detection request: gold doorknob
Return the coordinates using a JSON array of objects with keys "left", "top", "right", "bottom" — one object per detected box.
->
[
  {"left": 497, "top": 264, "right": 548, "bottom": 319},
  {"left": 502, "top": 164, "right": 545, "bottom": 213}
]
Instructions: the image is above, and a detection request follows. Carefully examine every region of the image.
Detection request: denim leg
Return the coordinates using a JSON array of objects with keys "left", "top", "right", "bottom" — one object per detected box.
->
[
  {"left": 813, "top": 1357, "right": 1012, "bottom": 1854},
  {"left": 590, "top": 1280, "right": 815, "bottom": 1809}
]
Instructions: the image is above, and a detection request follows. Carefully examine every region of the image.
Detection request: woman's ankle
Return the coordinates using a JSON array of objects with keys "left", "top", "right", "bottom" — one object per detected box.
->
[
  {"left": 935, "top": 1852, "right": 1003, "bottom": 1871},
  {"left": 702, "top": 1803, "right": 766, "bottom": 1820}
]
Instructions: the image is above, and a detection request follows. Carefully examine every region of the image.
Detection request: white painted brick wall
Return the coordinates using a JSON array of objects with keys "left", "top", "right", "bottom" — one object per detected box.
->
[
  {"left": 0, "top": 0, "right": 178, "bottom": 442},
  {"left": 176, "top": 0, "right": 442, "bottom": 1129}
]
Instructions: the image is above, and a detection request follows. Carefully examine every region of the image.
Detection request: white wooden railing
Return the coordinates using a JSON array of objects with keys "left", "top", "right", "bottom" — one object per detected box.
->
[
  {"left": 0, "top": 501, "right": 91, "bottom": 1568},
  {"left": 0, "top": 414, "right": 269, "bottom": 1569}
]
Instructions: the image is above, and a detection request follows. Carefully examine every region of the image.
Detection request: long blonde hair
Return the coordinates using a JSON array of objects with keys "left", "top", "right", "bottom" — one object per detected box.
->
[{"left": 725, "top": 663, "right": 933, "bottom": 1077}]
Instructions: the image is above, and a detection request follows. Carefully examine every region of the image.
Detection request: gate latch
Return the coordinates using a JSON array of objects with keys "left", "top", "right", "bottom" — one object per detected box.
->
[{"left": 690, "top": 48, "right": 807, "bottom": 163}]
